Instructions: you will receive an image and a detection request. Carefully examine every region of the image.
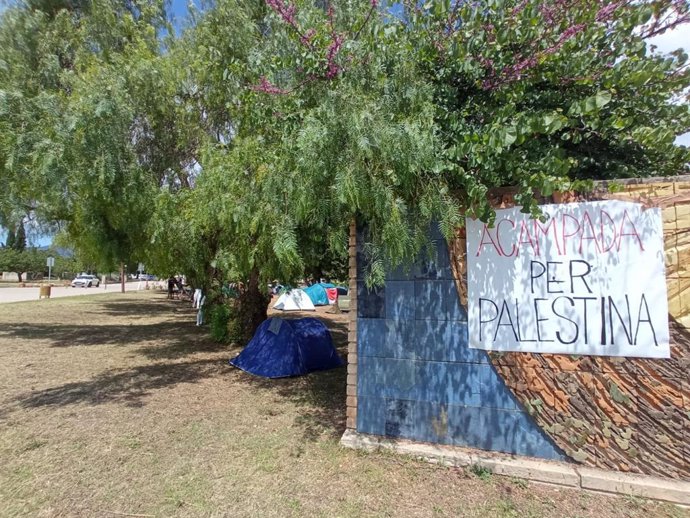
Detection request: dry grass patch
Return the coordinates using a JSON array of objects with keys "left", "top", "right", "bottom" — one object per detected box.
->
[{"left": 0, "top": 292, "right": 685, "bottom": 518}]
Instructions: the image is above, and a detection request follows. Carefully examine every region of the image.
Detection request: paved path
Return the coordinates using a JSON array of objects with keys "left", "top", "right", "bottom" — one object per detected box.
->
[{"left": 0, "top": 282, "right": 150, "bottom": 304}]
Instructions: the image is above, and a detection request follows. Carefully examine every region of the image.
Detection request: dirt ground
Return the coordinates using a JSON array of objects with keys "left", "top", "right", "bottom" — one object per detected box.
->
[{"left": 0, "top": 291, "right": 686, "bottom": 518}]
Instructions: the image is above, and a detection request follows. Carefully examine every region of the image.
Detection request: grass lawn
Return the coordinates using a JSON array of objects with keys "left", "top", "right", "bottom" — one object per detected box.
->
[{"left": 0, "top": 292, "right": 685, "bottom": 518}]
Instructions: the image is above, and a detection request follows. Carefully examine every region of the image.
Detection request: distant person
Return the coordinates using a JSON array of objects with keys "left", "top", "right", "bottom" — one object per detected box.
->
[
  {"left": 196, "top": 294, "right": 206, "bottom": 326},
  {"left": 167, "top": 276, "right": 176, "bottom": 299}
]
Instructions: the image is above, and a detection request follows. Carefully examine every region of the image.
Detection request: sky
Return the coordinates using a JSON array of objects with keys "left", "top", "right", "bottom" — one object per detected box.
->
[
  {"left": 648, "top": 29, "right": 690, "bottom": 147},
  {"left": 0, "top": 3, "right": 688, "bottom": 247},
  {"left": 169, "top": 0, "right": 198, "bottom": 34}
]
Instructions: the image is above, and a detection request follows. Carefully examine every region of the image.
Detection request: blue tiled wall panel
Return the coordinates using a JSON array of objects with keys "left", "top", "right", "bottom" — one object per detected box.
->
[
  {"left": 358, "top": 224, "right": 453, "bottom": 282},
  {"left": 357, "top": 281, "right": 385, "bottom": 319},
  {"left": 359, "top": 318, "right": 483, "bottom": 364},
  {"left": 357, "top": 396, "right": 385, "bottom": 436},
  {"left": 414, "top": 280, "right": 467, "bottom": 322},
  {"left": 479, "top": 409, "right": 563, "bottom": 459},
  {"left": 414, "top": 280, "right": 447, "bottom": 320},
  {"left": 356, "top": 357, "right": 489, "bottom": 405},
  {"left": 357, "top": 396, "right": 562, "bottom": 459},
  {"left": 358, "top": 357, "right": 514, "bottom": 409},
  {"left": 356, "top": 224, "right": 565, "bottom": 462},
  {"left": 358, "top": 318, "right": 416, "bottom": 359},
  {"left": 480, "top": 364, "right": 520, "bottom": 411},
  {"left": 414, "top": 320, "right": 483, "bottom": 363},
  {"left": 385, "top": 281, "right": 416, "bottom": 321},
  {"left": 385, "top": 262, "right": 417, "bottom": 281}
]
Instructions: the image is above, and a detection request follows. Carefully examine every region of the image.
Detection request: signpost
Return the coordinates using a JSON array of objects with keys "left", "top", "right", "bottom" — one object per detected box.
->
[
  {"left": 46, "top": 256, "right": 55, "bottom": 282},
  {"left": 466, "top": 200, "right": 670, "bottom": 358}
]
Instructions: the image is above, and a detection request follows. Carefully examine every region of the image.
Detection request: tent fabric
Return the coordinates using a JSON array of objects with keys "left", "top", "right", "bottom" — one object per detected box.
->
[
  {"left": 303, "top": 283, "right": 337, "bottom": 306},
  {"left": 325, "top": 288, "right": 338, "bottom": 305},
  {"left": 273, "top": 289, "right": 315, "bottom": 311},
  {"left": 229, "top": 317, "right": 344, "bottom": 378}
]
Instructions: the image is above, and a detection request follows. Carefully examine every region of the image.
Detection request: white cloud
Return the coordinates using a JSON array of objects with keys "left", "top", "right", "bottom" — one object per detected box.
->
[
  {"left": 647, "top": 27, "right": 689, "bottom": 55},
  {"left": 676, "top": 132, "right": 690, "bottom": 146}
]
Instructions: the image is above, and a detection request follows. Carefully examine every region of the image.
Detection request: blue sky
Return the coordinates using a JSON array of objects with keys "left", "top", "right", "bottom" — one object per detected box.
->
[{"left": 169, "top": 0, "right": 195, "bottom": 34}]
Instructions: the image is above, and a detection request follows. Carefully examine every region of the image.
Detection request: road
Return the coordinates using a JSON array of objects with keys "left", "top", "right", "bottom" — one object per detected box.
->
[{"left": 0, "top": 281, "right": 151, "bottom": 304}]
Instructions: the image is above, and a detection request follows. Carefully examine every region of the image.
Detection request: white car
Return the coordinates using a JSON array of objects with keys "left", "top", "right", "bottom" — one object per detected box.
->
[{"left": 71, "top": 274, "right": 100, "bottom": 288}]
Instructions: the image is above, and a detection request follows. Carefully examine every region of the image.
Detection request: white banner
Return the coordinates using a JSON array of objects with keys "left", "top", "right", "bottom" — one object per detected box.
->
[{"left": 467, "top": 200, "right": 670, "bottom": 358}]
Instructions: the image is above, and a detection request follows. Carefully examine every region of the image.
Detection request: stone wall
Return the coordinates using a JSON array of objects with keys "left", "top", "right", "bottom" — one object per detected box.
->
[{"left": 348, "top": 176, "right": 690, "bottom": 481}]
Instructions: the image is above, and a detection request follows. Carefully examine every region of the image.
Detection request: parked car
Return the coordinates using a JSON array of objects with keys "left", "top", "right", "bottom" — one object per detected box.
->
[
  {"left": 71, "top": 274, "right": 100, "bottom": 288},
  {"left": 138, "top": 274, "right": 157, "bottom": 281}
]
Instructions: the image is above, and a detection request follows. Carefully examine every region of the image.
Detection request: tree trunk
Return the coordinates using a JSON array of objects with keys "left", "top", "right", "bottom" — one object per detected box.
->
[
  {"left": 120, "top": 262, "right": 125, "bottom": 293},
  {"left": 17, "top": 272, "right": 23, "bottom": 283},
  {"left": 236, "top": 267, "right": 269, "bottom": 343}
]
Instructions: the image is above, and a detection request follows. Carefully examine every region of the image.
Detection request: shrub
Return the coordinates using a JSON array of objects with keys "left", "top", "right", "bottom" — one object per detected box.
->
[{"left": 208, "top": 303, "right": 231, "bottom": 342}]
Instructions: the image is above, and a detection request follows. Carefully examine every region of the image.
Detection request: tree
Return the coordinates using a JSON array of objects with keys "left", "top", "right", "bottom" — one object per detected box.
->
[
  {"left": 2, "top": 0, "right": 688, "bottom": 343},
  {"left": 2, "top": 221, "right": 27, "bottom": 251},
  {"left": 0, "top": 247, "right": 47, "bottom": 282},
  {"left": 403, "top": 0, "right": 690, "bottom": 222},
  {"left": 179, "top": 0, "right": 689, "bottom": 343},
  {"left": 0, "top": 0, "right": 172, "bottom": 291},
  {"left": 220, "top": 0, "right": 690, "bottom": 288},
  {"left": 14, "top": 223, "right": 26, "bottom": 252}
]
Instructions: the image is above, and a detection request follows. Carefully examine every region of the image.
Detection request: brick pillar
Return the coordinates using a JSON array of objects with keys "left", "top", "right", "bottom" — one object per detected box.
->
[{"left": 346, "top": 220, "right": 358, "bottom": 430}]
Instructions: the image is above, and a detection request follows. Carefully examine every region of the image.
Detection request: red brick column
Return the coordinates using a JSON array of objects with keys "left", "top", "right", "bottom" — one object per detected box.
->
[{"left": 346, "top": 221, "right": 358, "bottom": 430}]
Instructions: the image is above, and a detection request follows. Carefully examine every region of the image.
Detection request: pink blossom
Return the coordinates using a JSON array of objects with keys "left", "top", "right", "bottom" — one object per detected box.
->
[
  {"left": 539, "top": 4, "right": 557, "bottom": 24},
  {"left": 266, "top": 0, "right": 298, "bottom": 28},
  {"left": 324, "top": 34, "right": 344, "bottom": 78},
  {"left": 482, "top": 78, "right": 496, "bottom": 90},
  {"left": 511, "top": 0, "right": 529, "bottom": 16},
  {"left": 595, "top": 2, "right": 621, "bottom": 22},
  {"left": 251, "top": 76, "right": 290, "bottom": 95},
  {"left": 556, "top": 23, "right": 586, "bottom": 45},
  {"left": 300, "top": 28, "right": 316, "bottom": 45},
  {"left": 509, "top": 56, "right": 538, "bottom": 77},
  {"left": 479, "top": 56, "right": 494, "bottom": 70}
]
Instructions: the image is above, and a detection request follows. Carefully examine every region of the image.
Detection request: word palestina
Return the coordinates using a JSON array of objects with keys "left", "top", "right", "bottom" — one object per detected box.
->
[{"left": 477, "top": 259, "right": 658, "bottom": 348}]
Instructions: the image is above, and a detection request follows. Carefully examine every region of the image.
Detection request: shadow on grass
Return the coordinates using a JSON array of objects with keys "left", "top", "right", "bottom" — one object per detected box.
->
[
  {"left": 237, "top": 365, "right": 348, "bottom": 442},
  {"left": 9, "top": 297, "right": 350, "bottom": 442},
  {"left": 96, "top": 296, "right": 193, "bottom": 318},
  {"left": 0, "top": 296, "right": 224, "bottom": 358},
  {"left": 16, "top": 359, "right": 225, "bottom": 409},
  {"left": 227, "top": 318, "right": 349, "bottom": 442}
]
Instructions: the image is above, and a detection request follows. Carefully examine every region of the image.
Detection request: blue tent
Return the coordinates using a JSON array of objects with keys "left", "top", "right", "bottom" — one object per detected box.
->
[
  {"left": 303, "top": 283, "right": 335, "bottom": 306},
  {"left": 229, "top": 317, "right": 344, "bottom": 378}
]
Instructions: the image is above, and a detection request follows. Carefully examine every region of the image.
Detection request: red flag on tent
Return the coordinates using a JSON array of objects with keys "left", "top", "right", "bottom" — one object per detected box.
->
[{"left": 325, "top": 288, "right": 338, "bottom": 305}]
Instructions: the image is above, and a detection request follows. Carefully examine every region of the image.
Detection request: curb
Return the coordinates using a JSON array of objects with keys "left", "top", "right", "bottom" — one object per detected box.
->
[{"left": 340, "top": 430, "right": 690, "bottom": 506}]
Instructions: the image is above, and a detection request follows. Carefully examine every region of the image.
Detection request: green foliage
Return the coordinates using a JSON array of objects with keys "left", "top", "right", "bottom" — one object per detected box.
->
[
  {"left": 0, "top": 0, "right": 172, "bottom": 275},
  {"left": 0, "top": 247, "right": 48, "bottom": 281},
  {"left": 185, "top": 0, "right": 689, "bottom": 286},
  {"left": 224, "top": 302, "right": 246, "bottom": 344},
  {"left": 14, "top": 224, "right": 26, "bottom": 252},
  {"left": 469, "top": 463, "right": 492, "bottom": 481},
  {"left": 1, "top": 0, "right": 688, "bottom": 296},
  {"left": 407, "top": 0, "right": 690, "bottom": 221},
  {"left": 208, "top": 303, "right": 231, "bottom": 342}
]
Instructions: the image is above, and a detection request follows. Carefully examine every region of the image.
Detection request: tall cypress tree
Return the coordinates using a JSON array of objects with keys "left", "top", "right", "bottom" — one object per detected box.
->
[{"left": 14, "top": 223, "right": 26, "bottom": 252}]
